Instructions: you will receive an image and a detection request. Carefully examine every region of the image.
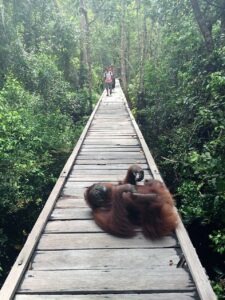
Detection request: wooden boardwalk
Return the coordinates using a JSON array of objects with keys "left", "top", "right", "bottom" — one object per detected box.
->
[{"left": 0, "top": 81, "right": 216, "bottom": 299}]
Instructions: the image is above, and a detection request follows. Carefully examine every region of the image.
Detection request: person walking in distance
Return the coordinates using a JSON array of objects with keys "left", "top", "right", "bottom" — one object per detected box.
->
[{"left": 104, "top": 67, "right": 113, "bottom": 96}]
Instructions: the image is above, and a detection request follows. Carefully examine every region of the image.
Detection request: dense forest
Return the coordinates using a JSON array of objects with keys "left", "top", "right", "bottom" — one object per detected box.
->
[{"left": 0, "top": 0, "right": 225, "bottom": 297}]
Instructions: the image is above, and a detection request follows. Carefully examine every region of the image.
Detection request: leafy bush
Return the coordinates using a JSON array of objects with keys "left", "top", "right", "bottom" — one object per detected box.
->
[{"left": 0, "top": 75, "right": 80, "bottom": 285}]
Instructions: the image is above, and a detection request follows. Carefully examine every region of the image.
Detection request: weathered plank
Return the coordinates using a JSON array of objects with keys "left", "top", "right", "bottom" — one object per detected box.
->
[
  {"left": 96, "top": 110, "right": 128, "bottom": 113},
  {"left": 15, "top": 293, "right": 198, "bottom": 300},
  {"left": 67, "top": 174, "right": 152, "bottom": 181},
  {"left": 61, "top": 188, "right": 86, "bottom": 197},
  {"left": 81, "top": 142, "right": 138, "bottom": 146},
  {"left": 72, "top": 163, "right": 149, "bottom": 170},
  {"left": 18, "top": 269, "right": 194, "bottom": 294},
  {"left": 50, "top": 208, "right": 92, "bottom": 220},
  {"left": 30, "top": 248, "right": 181, "bottom": 270},
  {"left": 64, "top": 181, "right": 118, "bottom": 187},
  {"left": 75, "top": 159, "right": 146, "bottom": 164},
  {"left": 66, "top": 181, "right": 148, "bottom": 186},
  {"left": 37, "top": 233, "right": 178, "bottom": 250},
  {"left": 83, "top": 140, "right": 140, "bottom": 146},
  {"left": 87, "top": 134, "right": 136, "bottom": 137},
  {"left": 78, "top": 154, "right": 145, "bottom": 160},
  {"left": 88, "top": 130, "right": 135, "bottom": 133},
  {"left": 80, "top": 146, "right": 142, "bottom": 151},
  {"left": 45, "top": 220, "right": 101, "bottom": 233},
  {"left": 55, "top": 198, "right": 87, "bottom": 208},
  {"left": 91, "top": 120, "right": 131, "bottom": 124},
  {"left": 70, "top": 168, "right": 151, "bottom": 175},
  {"left": 90, "top": 126, "right": 132, "bottom": 130}
]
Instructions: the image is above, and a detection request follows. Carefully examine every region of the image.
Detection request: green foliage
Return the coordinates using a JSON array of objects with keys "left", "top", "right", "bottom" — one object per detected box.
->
[
  {"left": 127, "top": 1, "right": 225, "bottom": 296},
  {"left": 212, "top": 280, "right": 225, "bottom": 300},
  {"left": 210, "top": 230, "right": 225, "bottom": 255},
  {"left": 0, "top": 75, "right": 80, "bottom": 284},
  {"left": 0, "top": 0, "right": 93, "bottom": 286}
]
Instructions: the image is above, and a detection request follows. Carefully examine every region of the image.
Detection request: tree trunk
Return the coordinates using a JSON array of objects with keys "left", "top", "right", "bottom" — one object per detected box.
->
[
  {"left": 120, "top": 0, "right": 127, "bottom": 93},
  {"left": 79, "top": 0, "right": 92, "bottom": 112},
  {"left": 0, "top": 0, "right": 5, "bottom": 29},
  {"left": 190, "top": 0, "right": 214, "bottom": 53},
  {"left": 139, "top": 13, "right": 147, "bottom": 94},
  {"left": 220, "top": 5, "right": 225, "bottom": 44}
]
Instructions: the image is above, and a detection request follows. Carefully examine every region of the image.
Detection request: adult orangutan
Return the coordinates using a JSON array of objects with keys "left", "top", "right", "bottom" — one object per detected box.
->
[{"left": 84, "top": 165, "right": 178, "bottom": 239}]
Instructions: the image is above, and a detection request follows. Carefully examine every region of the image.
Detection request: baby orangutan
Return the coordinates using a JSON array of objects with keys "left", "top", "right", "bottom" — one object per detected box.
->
[{"left": 84, "top": 165, "right": 178, "bottom": 238}]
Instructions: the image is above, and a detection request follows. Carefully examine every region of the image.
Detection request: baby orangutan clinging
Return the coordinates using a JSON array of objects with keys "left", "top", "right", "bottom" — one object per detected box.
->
[{"left": 84, "top": 165, "right": 178, "bottom": 239}]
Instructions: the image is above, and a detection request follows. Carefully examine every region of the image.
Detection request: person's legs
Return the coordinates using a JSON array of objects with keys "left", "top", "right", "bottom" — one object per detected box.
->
[
  {"left": 109, "top": 82, "right": 112, "bottom": 95},
  {"left": 105, "top": 82, "right": 109, "bottom": 96}
]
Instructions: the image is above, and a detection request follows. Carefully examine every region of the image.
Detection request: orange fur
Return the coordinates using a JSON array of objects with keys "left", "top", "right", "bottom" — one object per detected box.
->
[{"left": 84, "top": 166, "right": 178, "bottom": 239}]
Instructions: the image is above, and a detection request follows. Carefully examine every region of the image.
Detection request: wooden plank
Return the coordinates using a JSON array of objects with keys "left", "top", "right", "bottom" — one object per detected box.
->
[
  {"left": 78, "top": 153, "right": 145, "bottom": 159},
  {"left": 90, "top": 125, "right": 132, "bottom": 129},
  {"left": 64, "top": 181, "right": 118, "bottom": 187},
  {"left": 66, "top": 181, "right": 147, "bottom": 187},
  {"left": 55, "top": 198, "right": 87, "bottom": 208},
  {"left": 88, "top": 127, "right": 134, "bottom": 131},
  {"left": 94, "top": 111, "right": 129, "bottom": 114},
  {"left": 70, "top": 169, "right": 152, "bottom": 176},
  {"left": 95, "top": 109, "right": 128, "bottom": 111},
  {"left": 37, "top": 233, "right": 178, "bottom": 250},
  {"left": 82, "top": 144, "right": 138, "bottom": 150},
  {"left": 96, "top": 112, "right": 128, "bottom": 114},
  {"left": 67, "top": 176, "right": 126, "bottom": 181},
  {"left": 61, "top": 187, "right": 86, "bottom": 197},
  {"left": 96, "top": 110, "right": 128, "bottom": 113},
  {"left": 88, "top": 129, "right": 135, "bottom": 133},
  {"left": 91, "top": 124, "right": 131, "bottom": 126},
  {"left": 71, "top": 163, "right": 149, "bottom": 170},
  {"left": 15, "top": 293, "right": 198, "bottom": 300},
  {"left": 70, "top": 168, "right": 151, "bottom": 175},
  {"left": 89, "top": 119, "right": 133, "bottom": 123},
  {"left": 45, "top": 220, "right": 101, "bottom": 233},
  {"left": 91, "top": 117, "right": 130, "bottom": 122},
  {"left": 30, "top": 248, "right": 182, "bottom": 270},
  {"left": 81, "top": 147, "right": 141, "bottom": 151},
  {"left": 75, "top": 159, "right": 146, "bottom": 164},
  {"left": 87, "top": 132, "right": 136, "bottom": 136},
  {"left": 67, "top": 174, "right": 152, "bottom": 181},
  {"left": 91, "top": 122, "right": 131, "bottom": 125},
  {"left": 50, "top": 208, "right": 92, "bottom": 220},
  {"left": 90, "top": 126, "right": 133, "bottom": 130},
  {"left": 18, "top": 269, "right": 194, "bottom": 294},
  {"left": 97, "top": 107, "right": 127, "bottom": 109},
  {"left": 87, "top": 134, "right": 136, "bottom": 137},
  {"left": 81, "top": 145, "right": 141, "bottom": 149},
  {"left": 83, "top": 140, "right": 140, "bottom": 146}
]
